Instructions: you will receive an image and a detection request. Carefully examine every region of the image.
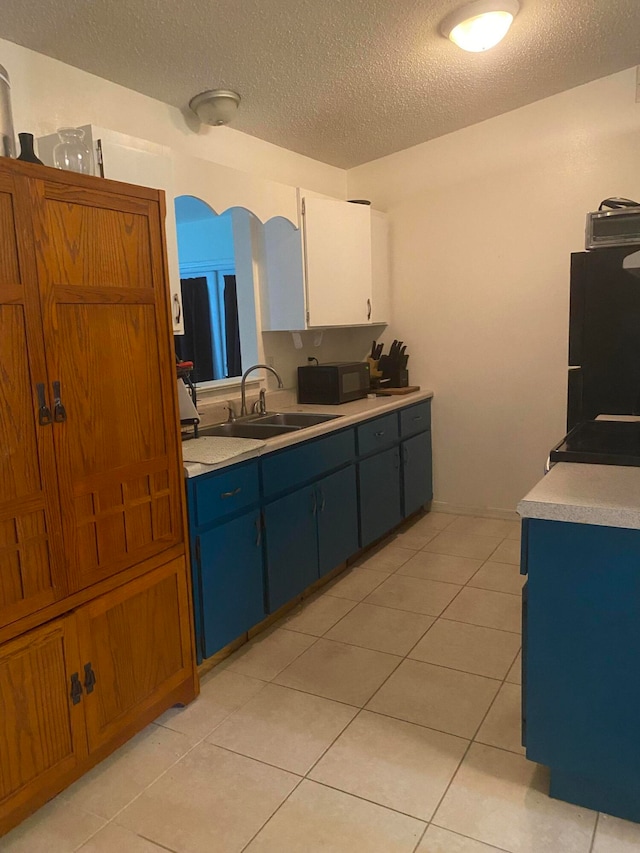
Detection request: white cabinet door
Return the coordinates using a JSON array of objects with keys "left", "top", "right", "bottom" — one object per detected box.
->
[
  {"left": 302, "top": 197, "right": 372, "bottom": 328},
  {"left": 95, "top": 130, "right": 184, "bottom": 334},
  {"left": 370, "top": 209, "right": 390, "bottom": 325}
]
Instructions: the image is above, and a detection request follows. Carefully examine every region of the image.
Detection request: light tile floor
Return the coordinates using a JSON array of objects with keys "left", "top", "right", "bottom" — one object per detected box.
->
[{"left": 3, "top": 511, "right": 639, "bottom": 852}]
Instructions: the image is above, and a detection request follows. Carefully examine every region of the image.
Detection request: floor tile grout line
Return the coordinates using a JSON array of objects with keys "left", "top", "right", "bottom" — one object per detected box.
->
[
  {"left": 238, "top": 775, "right": 306, "bottom": 852},
  {"left": 297, "top": 776, "right": 431, "bottom": 825},
  {"left": 137, "top": 834, "right": 180, "bottom": 852},
  {"left": 428, "top": 822, "right": 514, "bottom": 853},
  {"left": 426, "top": 631, "right": 524, "bottom": 836}
]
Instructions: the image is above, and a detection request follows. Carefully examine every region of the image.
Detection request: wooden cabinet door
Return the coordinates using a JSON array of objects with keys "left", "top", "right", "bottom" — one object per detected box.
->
[
  {"left": 28, "top": 176, "right": 183, "bottom": 592},
  {"left": 264, "top": 486, "right": 318, "bottom": 612},
  {"left": 0, "top": 167, "right": 67, "bottom": 628},
  {"left": 316, "top": 466, "right": 359, "bottom": 577},
  {"left": 76, "top": 558, "right": 193, "bottom": 753},
  {"left": 198, "top": 511, "right": 266, "bottom": 660},
  {"left": 0, "top": 616, "right": 87, "bottom": 836}
]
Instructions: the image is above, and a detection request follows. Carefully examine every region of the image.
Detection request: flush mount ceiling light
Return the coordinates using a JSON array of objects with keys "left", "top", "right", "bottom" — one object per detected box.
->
[
  {"left": 189, "top": 89, "right": 241, "bottom": 126},
  {"left": 441, "top": 0, "right": 520, "bottom": 52}
]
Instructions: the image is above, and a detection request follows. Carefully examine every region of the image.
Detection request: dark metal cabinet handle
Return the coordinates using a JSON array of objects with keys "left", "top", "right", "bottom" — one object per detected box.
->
[
  {"left": 311, "top": 491, "right": 317, "bottom": 515},
  {"left": 70, "top": 672, "right": 83, "bottom": 705},
  {"left": 173, "top": 294, "right": 182, "bottom": 325},
  {"left": 255, "top": 515, "right": 262, "bottom": 547},
  {"left": 403, "top": 446, "right": 409, "bottom": 464},
  {"left": 375, "top": 430, "right": 385, "bottom": 437},
  {"left": 394, "top": 449, "right": 400, "bottom": 470},
  {"left": 318, "top": 488, "right": 326, "bottom": 512},
  {"left": 36, "top": 383, "right": 52, "bottom": 426},
  {"left": 221, "top": 487, "right": 241, "bottom": 499},
  {"left": 52, "top": 381, "right": 67, "bottom": 423},
  {"left": 412, "top": 415, "right": 422, "bottom": 421},
  {"left": 367, "top": 298, "right": 372, "bottom": 320},
  {"left": 83, "top": 662, "right": 97, "bottom": 694}
]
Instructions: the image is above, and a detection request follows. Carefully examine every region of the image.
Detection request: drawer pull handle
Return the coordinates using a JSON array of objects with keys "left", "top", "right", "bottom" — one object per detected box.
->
[
  {"left": 52, "top": 380, "right": 67, "bottom": 423},
  {"left": 375, "top": 430, "right": 385, "bottom": 437},
  {"left": 83, "top": 662, "right": 97, "bottom": 694},
  {"left": 221, "top": 487, "right": 242, "bottom": 499},
  {"left": 318, "top": 488, "right": 325, "bottom": 512},
  {"left": 412, "top": 416, "right": 422, "bottom": 421},
  {"left": 36, "top": 383, "right": 53, "bottom": 426},
  {"left": 403, "top": 446, "right": 409, "bottom": 464},
  {"left": 255, "top": 516, "right": 262, "bottom": 547},
  {"left": 70, "top": 672, "right": 83, "bottom": 705}
]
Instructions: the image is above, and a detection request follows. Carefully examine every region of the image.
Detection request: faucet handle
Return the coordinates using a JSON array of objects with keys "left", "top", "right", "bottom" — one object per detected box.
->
[{"left": 226, "top": 401, "right": 237, "bottom": 422}]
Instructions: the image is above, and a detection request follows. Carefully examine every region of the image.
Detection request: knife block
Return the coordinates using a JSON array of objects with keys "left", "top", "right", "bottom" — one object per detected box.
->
[{"left": 378, "top": 355, "right": 409, "bottom": 388}]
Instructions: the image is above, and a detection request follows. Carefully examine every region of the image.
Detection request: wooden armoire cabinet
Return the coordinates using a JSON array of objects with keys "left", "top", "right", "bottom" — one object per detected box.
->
[{"left": 0, "top": 158, "right": 198, "bottom": 836}]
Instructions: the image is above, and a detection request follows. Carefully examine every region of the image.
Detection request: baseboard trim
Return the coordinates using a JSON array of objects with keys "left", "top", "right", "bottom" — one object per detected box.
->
[{"left": 431, "top": 500, "right": 519, "bottom": 522}]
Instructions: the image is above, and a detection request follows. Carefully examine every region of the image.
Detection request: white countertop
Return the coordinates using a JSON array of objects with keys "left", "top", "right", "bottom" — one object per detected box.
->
[
  {"left": 182, "top": 390, "right": 433, "bottom": 478},
  {"left": 517, "top": 462, "right": 640, "bottom": 530}
]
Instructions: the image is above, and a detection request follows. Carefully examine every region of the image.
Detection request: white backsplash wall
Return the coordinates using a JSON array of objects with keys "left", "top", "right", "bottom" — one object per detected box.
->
[
  {"left": 348, "top": 66, "right": 640, "bottom": 516},
  {"left": 261, "top": 326, "right": 387, "bottom": 390}
]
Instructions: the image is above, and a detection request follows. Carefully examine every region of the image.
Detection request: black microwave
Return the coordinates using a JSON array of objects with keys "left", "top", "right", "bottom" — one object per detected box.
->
[{"left": 297, "top": 362, "right": 370, "bottom": 404}]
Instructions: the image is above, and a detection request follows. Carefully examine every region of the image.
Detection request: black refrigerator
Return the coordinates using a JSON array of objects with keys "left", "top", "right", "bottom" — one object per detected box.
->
[{"left": 567, "top": 245, "right": 640, "bottom": 430}]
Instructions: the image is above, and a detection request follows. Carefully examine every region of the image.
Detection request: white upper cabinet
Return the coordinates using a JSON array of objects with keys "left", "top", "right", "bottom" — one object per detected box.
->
[
  {"left": 370, "top": 209, "right": 391, "bottom": 325},
  {"left": 303, "top": 196, "right": 372, "bottom": 327},
  {"left": 262, "top": 190, "right": 390, "bottom": 331}
]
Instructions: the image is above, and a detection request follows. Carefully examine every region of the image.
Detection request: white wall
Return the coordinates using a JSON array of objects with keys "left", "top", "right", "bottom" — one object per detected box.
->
[
  {"left": 0, "top": 37, "right": 345, "bottom": 197},
  {"left": 348, "top": 68, "right": 640, "bottom": 515}
]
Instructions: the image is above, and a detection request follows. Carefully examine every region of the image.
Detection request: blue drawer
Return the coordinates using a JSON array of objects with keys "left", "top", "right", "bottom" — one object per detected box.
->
[
  {"left": 261, "top": 429, "right": 355, "bottom": 499},
  {"left": 193, "top": 460, "right": 260, "bottom": 527},
  {"left": 399, "top": 400, "right": 431, "bottom": 438},
  {"left": 357, "top": 413, "right": 399, "bottom": 456}
]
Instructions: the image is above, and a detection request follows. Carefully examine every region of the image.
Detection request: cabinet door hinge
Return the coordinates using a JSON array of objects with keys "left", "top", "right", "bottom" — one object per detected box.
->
[
  {"left": 306, "top": 310, "right": 310, "bottom": 324},
  {"left": 83, "top": 662, "right": 97, "bottom": 694},
  {"left": 195, "top": 537, "right": 201, "bottom": 566},
  {"left": 70, "top": 672, "right": 83, "bottom": 705},
  {"left": 96, "top": 138, "right": 105, "bottom": 178}
]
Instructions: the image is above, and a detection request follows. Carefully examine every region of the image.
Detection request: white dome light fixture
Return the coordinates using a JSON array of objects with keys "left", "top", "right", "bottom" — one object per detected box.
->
[
  {"left": 441, "top": 0, "right": 520, "bottom": 52},
  {"left": 189, "top": 89, "right": 241, "bottom": 126}
]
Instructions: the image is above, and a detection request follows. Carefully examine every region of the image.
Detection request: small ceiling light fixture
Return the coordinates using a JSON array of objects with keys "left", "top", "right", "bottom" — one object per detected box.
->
[
  {"left": 441, "top": 0, "right": 520, "bottom": 52},
  {"left": 189, "top": 89, "right": 241, "bottom": 126}
]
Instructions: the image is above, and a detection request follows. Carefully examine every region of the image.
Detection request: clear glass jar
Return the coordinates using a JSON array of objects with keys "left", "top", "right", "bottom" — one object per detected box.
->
[{"left": 53, "top": 127, "right": 94, "bottom": 175}]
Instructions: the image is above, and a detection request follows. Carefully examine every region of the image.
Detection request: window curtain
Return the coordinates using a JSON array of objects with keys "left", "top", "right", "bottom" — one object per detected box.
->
[
  {"left": 224, "top": 275, "right": 242, "bottom": 377},
  {"left": 175, "top": 276, "right": 215, "bottom": 383}
]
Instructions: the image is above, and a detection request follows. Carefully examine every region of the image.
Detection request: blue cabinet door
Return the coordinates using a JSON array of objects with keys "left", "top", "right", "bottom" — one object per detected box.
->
[
  {"left": 358, "top": 446, "right": 402, "bottom": 548},
  {"left": 317, "top": 465, "right": 359, "bottom": 577},
  {"left": 402, "top": 430, "right": 433, "bottom": 517},
  {"left": 264, "top": 485, "right": 318, "bottom": 612},
  {"left": 198, "top": 511, "right": 266, "bottom": 660}
]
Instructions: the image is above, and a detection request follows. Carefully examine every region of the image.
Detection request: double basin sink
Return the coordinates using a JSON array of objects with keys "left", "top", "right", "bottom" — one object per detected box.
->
[{"left": 196, "top": 411, "right": 341, "bottom": 440}]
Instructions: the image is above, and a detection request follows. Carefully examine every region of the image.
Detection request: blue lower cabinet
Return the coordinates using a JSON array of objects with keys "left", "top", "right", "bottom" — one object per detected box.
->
[
  {"left": 197, "top": 511, "right": 266, "bottom": 660},
  {"left": 525, "top": 518, "right": 640, "bottom": 823},
  {"left": 264, "top": 485, "right": 318, "bottom": 612},
  {"left": 317, "top": 465, "right": 359, "bottom": 577},
  {"left": 401, "top": 430, "right": 433, "bottom": 517},
  {"left": 358, "top": 446, "right": 402, "bottom": 548}
]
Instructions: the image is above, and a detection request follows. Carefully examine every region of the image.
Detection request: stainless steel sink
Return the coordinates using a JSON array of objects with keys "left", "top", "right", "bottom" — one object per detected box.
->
[
  {"left": 196, "top": 422, "right": 299, "bottom": 439},
  {"left": 189, "top": 411, "right": 341, "bottom": 441},
  {"left": 251, "top": 412, "right": 341, "bottom": 428}
]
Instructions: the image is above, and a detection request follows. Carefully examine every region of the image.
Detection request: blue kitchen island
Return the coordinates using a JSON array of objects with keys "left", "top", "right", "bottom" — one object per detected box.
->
[{"left": 518, "top": 462, "right": 640, "bottom": 823}]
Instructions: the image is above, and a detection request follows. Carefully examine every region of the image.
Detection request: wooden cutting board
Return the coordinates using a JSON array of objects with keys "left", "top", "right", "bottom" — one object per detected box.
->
[{"left": 376, "top": 385, "right": 421, "bottom": 396}]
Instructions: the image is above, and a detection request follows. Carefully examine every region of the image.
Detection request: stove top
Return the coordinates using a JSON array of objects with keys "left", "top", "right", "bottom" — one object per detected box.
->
[{"left": 550, "top": 419, "right": 640, "bottom": 467}]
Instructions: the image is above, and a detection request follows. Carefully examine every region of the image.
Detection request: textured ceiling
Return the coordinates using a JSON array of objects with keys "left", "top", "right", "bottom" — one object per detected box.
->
[{"left": 1, "top": 0, "right": 640, "bottom": 168}]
